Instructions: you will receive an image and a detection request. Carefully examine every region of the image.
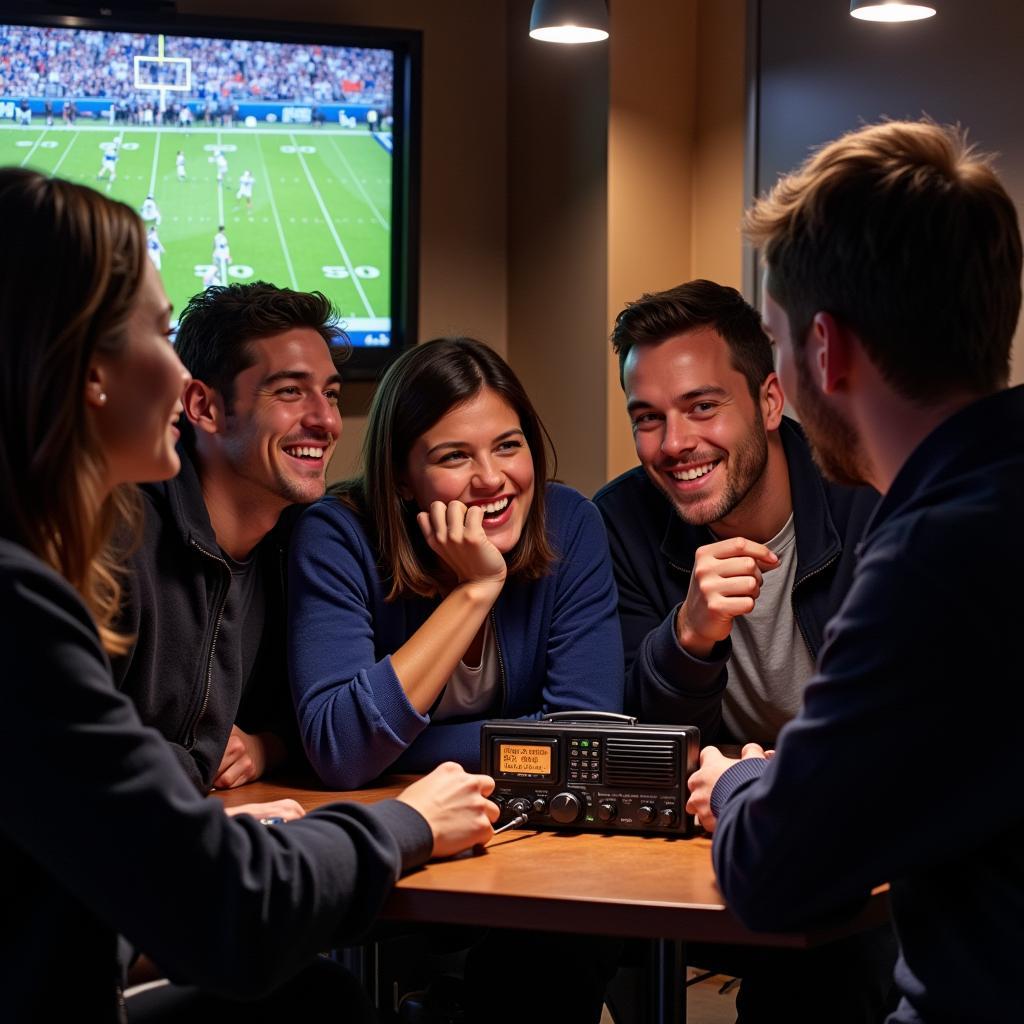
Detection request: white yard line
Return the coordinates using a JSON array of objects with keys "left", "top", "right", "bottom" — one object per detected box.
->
[
  {"left": 148, "top": 129, "right": 162, "bottom": 195},
  {"left": 255, "top": 134, "right": 298, "bottom": 289},
  {"left": 50, "top": 131, "right": 80, "bottom": 176},
  {"left": 18, "top": 129, "right": 49, "bottom": 167},
  {"left": 327, "top": 134, "right": 390, "bottom": 231},
  {"left": 216, "top": 129, "right": 225, "bottom": 226},
  {"left": 290, "top": 133, "right": 375, "bottom": 318}
]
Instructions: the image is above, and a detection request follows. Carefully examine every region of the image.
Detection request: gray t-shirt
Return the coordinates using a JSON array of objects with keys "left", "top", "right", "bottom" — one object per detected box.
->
[
  {"left": 434, "top": 618, "right": 501, "bottom": 722},
  {"left": 721, "top": 514, "right": 816, "bottom": 745}
]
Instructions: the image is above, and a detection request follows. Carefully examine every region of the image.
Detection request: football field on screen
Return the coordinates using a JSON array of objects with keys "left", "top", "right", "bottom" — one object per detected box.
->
[{"left": 1, "top": 124, "right": 392, "bottom": 334}]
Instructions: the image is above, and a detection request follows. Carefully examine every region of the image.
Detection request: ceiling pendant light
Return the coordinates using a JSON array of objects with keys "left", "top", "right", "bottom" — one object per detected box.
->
[
  {"left": 850, "top": 1, "right": 937, "bottom": 22},
  {"left": 529, "top": 0, "right": 609, "bottom": 44}
]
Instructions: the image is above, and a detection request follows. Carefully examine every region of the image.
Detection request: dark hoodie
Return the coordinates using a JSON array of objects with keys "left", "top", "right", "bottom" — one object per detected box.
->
[{"left": 112, "top": 427, "right": 301, "bottom": 791}]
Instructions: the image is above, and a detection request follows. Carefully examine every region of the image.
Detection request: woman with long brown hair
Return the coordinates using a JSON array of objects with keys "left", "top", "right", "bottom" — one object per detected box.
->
[
  {"left": 0, "top": 168, "right": 495, "bottom": 1020},
  {"left": 288, "top": 337, "right": 624, "bottom": 789}
]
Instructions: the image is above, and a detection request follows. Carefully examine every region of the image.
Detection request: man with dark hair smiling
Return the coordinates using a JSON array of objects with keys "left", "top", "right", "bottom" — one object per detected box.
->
[
  {"left": 687, "top": 121, "right": 1024, "bottom": 1023},
  {"left": 113, "top": 282, "right": 345, "bottom": 803},
  {"left": 595, "top": 278, "right": 890, "bottom": 1022},
  {"left": 596, "top": 279, "right": 879, "bottom": 750}
]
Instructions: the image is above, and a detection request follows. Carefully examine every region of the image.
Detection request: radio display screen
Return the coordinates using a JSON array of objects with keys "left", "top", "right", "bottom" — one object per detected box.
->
[{"left": 496, "top": 741, "right": 556, "bottom": 780}]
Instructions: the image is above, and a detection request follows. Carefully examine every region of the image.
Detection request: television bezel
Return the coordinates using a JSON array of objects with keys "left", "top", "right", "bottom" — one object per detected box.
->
[{"left": 2, "top": 4, "right": 421, "bottom": 381}]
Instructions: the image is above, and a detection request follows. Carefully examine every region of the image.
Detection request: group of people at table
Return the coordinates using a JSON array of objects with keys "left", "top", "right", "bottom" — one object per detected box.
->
[{"left": 3, "top": 117, "right": 1022, "bottom": 1024}]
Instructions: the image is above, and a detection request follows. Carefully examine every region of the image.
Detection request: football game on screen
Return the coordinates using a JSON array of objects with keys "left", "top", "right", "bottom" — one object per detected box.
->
[{"left": 0, "top": 22, "right": 395, "bottom": 347}]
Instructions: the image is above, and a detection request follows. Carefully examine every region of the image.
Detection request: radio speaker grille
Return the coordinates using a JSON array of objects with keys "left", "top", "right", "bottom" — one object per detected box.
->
[{"left": 604, "top": 737, "right": 678, "bottom": 786}]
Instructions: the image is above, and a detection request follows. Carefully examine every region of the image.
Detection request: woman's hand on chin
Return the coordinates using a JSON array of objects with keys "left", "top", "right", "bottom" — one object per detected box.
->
[{"left": 418, "top": 500, "right": 507, "bottom": 592}]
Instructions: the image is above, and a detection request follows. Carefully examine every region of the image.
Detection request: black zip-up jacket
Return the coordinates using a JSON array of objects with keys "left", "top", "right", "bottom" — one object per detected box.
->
[
  {"left": 112, "top": 433, "right": 301, "bottom": 791},
  {"left": 1, "top": 537, "right": 432, "bottom": 1023},
  {"left": 593, "top": 417, "right": 879, "bottom": 741}
]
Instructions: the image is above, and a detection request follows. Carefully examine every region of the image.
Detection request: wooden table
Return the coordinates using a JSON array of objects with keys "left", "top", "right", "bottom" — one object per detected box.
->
[{"left": 216, "top": 778, "right": 890, "bottom": 1021}]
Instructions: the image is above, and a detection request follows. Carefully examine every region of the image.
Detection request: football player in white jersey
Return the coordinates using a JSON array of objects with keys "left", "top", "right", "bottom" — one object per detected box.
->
[
  {"left": 140, "top": 194, "right": 161, "bottom": 226},
  {"left": 146, "top": 226, "right": 165, "bottom": 271},
  {"left": 236, "top": 170, "right": 255, "bottom": 212},
  {"left": 212, "top": 226, "right": 231, "bottom": 285},
  {"left": 176, "top": 150, "right": 186, "bottom": 181},
  {"left": 97, "top": 139, "right": 121, "bottom": 187}
]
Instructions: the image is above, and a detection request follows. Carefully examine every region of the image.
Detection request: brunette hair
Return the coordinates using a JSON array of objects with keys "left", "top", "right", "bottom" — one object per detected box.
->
[
  {"left": 333, "top": 337, "right": 557, "bottom": 600},
  {"left": 744, "top": 120, "right": 1022, "bottom": 401},
  {"left": 611, "top": 279, "right": 774, "bottom": 401},
  {"left": 0, "top": 169, "right": 145, "bottom": 655},
  {"left": 174, "top": 282, "right": 348, "bottom": 411}
]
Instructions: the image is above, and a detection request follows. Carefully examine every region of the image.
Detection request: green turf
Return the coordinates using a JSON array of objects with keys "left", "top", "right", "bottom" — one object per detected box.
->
[{"left": 0, "top": 123, "right": 392, "bottom": 334}]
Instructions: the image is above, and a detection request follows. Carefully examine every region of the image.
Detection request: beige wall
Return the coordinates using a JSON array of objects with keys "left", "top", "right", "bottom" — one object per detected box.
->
[
  {"left": 605, "top": 0, "right": 747, "bottom": 485},
  {"left": 506, "top": 1, "right": 610, "bottom": 497}
]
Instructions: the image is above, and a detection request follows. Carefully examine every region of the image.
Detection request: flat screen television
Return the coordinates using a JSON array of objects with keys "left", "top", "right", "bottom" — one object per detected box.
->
[{"left": 0, "top": 3, "right": 420, "bottom": 379}]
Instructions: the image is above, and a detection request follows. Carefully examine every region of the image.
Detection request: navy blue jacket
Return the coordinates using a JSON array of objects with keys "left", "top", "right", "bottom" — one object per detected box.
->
[
  {"left": 711, "top": 387, "right": 1024, "bottom": 1023},
  {"left": 288, "top": 483, "right": 624, "bottom": 788},
  {"left": 1, "top": 538, "right": 432, "bottom": 1022},
  {"left": 594, "top": 417, "right": 878, "bottom": 741}
]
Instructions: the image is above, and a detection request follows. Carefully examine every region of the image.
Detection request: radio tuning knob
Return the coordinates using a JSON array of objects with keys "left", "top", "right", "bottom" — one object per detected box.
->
[
  {"left": 532, "top": 798, "right": 548, "bottom": 815},
  {"left": 508, "top": 797, "right": 533, "bottom": 819},
  {"left": 637, "top": 804, "right": 656, "bottom": 824},
  {"left": 549, "top": 791, "right": 584, "bottom": 824},
  {"left": 597, "top": 801, "right": 617, "bottom": 823},
  {"left": 657, "top": 807, "right": 678, "bottom": 828}
]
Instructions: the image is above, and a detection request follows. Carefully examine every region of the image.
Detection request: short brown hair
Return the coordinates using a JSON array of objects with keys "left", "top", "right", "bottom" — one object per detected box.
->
[
  {"left": 611, "top": 279, "right": 774, "bottom": 401},
  {"left": 333, "top": 337, "right": 557, "bottom": 600},
  {"left": 174, "top": 282, "right": 348, "bottom": 411},
  {"left": 745, "top": 120, "right": 1022, "bottom": 401}
]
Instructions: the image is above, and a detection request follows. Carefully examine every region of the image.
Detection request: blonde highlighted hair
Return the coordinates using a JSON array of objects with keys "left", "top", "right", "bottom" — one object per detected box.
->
[{"left": 0, "top": 169, "right": 146, "bottom": 654}]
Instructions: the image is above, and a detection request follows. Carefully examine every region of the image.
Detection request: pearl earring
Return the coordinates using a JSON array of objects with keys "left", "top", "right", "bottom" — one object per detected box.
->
[{"left": 98, "top": 392, "right": 107, "bottom": 405}]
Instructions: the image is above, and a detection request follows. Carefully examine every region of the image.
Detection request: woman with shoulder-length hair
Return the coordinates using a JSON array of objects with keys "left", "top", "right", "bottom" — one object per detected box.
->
[
  {"left": 288, "top": 336, "right": 624, "bottom": 789},
  {"left": 0, "top": 168, "right": 494, "bottom": 1021}
]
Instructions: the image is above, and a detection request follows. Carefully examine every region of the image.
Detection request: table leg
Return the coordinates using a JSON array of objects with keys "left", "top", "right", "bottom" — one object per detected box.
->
[{"left": 649, "top": 939, "right": 685, "bottom": 1024}]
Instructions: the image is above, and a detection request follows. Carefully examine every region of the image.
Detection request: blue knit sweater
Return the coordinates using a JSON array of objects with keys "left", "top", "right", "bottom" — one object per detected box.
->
[{"left": 288, "top": 483, "right": 624, "bottom": 788}]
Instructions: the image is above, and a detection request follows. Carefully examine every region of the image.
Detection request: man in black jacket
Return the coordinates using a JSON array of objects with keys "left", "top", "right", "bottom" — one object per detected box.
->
[
  {"left": 113, "top": 282, "right": 344, "bottom": 800},
  {"left": 595, "top": 280, "right": 890, "bottom": 1022}
]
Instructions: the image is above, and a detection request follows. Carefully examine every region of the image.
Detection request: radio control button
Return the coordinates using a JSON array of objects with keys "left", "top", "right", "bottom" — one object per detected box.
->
[
  {"left": 637, "top": 804, "right": 656, "bottom": 824},
  {"left": 568, "top": 770, "right": 580, "bottom": 781},
  {"left": 532, "top": 798, "right": 548, "bottom": 815},
  {"left": 657, "top": 807, "right": 678, "bottom": 828},
  {"left": 549, "top": 791, "right": 584, "bottom": 824},
  {"left": 589, "top": 772, "right": 601, "bottom": 781},
  {"left": 597, "top": 801, "right": 617, "bottom": 822}
]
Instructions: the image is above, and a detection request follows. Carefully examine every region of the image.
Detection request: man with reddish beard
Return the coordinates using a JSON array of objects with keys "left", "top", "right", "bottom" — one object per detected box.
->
[
  {"left": 113, "top": 282, "right": 344, "bottom": 801},
  {"left": 594, "top": 279, "right": 890, "bottom": 1022},
  {"left": 687, "top": 122, "right": 1024, "bottom": 1023}
]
